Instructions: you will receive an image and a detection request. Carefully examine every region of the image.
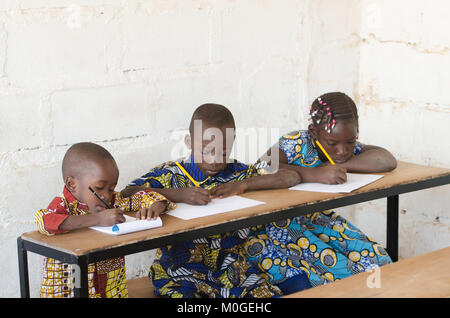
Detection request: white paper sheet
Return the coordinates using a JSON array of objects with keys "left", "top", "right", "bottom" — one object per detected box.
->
[
  {"left": 166, "top": 195, "right": 266, "bottom": 220},
  {"left": 89, "top": 214, "right": 162, "bottom": 235},
  {"left": 289, "top": 173, "right": 383, "bottom": 193}
]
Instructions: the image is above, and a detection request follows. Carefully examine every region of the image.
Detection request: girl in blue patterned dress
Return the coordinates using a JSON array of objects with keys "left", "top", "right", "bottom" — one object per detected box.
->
[{"left": 245, "top": 92, "right": 397, "bottom": 294}]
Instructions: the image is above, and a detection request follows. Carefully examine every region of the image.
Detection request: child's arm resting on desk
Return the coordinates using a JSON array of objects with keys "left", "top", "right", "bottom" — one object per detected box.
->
[
  {"left": 34, "top": 197, "right": 125, "bottom": 235},
  {"left": 121, "top": 183, "right": 212, "bottom": 206},
  {"left": 262, "top": 144, "right": 396, "bottom": 184},
  {"left": 280, "top": 145, "right": 397, "bottom": 180},
  {"left": 113, "top": 190, "right": 176, "bottom": 220},
  {"left": 334, "top": 145, "right": 397, "bottom": 173},
  {"left": 58, "top": 210, "right": 125, "bottom": 231},
  {"left": 121, "top": 163, "right": 212, "bottom": 205},
  {"left": 35, "top": 197, "right": 71, "bottom": 235},
  {"left": 210, "top": 168, "right": 301, "bottom": 199}
]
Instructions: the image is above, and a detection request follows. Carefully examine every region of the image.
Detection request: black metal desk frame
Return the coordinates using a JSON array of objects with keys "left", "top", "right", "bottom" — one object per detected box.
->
[{"left": 17, "top": 174, "right": 450, "bottom": 297}]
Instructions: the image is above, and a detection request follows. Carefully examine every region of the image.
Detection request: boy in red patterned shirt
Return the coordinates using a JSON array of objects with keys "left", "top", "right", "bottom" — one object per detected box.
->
[{"left": 35, "top": 142, "right": 173, "bottom": 297}]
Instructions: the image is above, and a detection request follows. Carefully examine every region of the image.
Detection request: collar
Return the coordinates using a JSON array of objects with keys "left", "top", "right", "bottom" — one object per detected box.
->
[
  {"left": 62, "top": 186, "right": 89, "bottom": 211},
  {"left": 183, "top": 154, "right": 209, "bottom": 184},
  {"left": 182, "top": 154, "right": 249, "bottom": 183}
]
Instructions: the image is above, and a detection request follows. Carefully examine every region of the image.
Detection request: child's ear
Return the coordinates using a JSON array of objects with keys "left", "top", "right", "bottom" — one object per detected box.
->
[
  {"left": 65, "top": 176, "right": 77, "bottom": 193},
  {"left": 185, "top": 134, "right": 192, "bottom": 150}
]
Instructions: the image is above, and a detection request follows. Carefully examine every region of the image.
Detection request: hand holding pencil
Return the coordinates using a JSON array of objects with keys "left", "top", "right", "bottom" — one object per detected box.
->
[
  {"left": 88, "top": 186, "right": 125, "bottom": 228},
  {"left": 174, "top": 161, "right": 212, "bottom": 205}
]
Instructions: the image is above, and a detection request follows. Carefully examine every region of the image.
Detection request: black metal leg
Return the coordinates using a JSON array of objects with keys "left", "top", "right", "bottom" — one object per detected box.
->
[
  {"left": 387, "top": 195, "right": 399, "bottom": 262},
  {"left": 74, "top": 256, "right": 89, "bottom": 298},
  {"left": 17, "top": 237, "right": 30, "bottom": 298}
]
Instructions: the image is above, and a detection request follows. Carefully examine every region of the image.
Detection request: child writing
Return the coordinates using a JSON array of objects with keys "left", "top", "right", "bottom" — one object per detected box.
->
[
  {"left": 245, "top": 92, "right": 396, "bottom": 294},
  {"left": 122, "top": 103, "right": 303, "bottom": 298},
  {"left": 34, "top": 142, "right": 173, "bottom": 298}
]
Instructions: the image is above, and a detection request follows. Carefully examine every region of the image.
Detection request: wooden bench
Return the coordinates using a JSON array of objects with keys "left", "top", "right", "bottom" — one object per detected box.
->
[
  {"left": 127, "top": 277, "right": 157, "bottom": 298},
  {"left": 284, "top": 246, "right": 450, "bottom": 298},
  {"left": 127, "top": 247, "right": 450, "bottom": 298}
]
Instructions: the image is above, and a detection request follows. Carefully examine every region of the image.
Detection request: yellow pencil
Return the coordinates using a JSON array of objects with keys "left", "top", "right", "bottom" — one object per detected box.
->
[
  {"left": 315, "top": 140, "right": 335, "bottom": 165},
  {"left": 175, "top": 161, "right": 201, "bottom": 187}
]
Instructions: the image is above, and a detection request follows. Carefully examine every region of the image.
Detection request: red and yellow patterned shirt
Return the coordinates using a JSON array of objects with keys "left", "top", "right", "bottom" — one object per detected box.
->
[{"left": 34, "top": 187, "right": 174, "bottom": 298}]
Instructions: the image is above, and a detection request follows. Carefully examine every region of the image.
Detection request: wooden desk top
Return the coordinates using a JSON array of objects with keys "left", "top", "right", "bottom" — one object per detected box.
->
[
  {"left": 284, "top": 246, "right": 450, "bottom": 298},
  {"left": 20, "top": 161, "right": 450, "bottom": 257}
]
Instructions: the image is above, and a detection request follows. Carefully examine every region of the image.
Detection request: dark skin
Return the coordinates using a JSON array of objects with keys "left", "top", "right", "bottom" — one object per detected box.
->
[
  {"left": 259, "top": 120, "right": 397, "bottom": 184},
  {"left": 121, "top": 122, "right": 301, "bottom": 209},
  {"left": 210, "top": 168, "right": 300, "bottom": 198},
  {"left": 59, "top": 157, "right": 167, "bottom": 231},
  {"left": 120, "top": 122, "right": 228, "bottom": 205}
]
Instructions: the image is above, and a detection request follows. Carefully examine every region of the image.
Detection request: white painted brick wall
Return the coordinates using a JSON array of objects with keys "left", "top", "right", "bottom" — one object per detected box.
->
[
  {"left": 360, "top": 42, "right": 450, "bottom": 105},
  {"left": 122, "top": 8, "right": 211, "bottom": 69},
  {"left": 354, "top": 0, "right": 450, "bottom": 260},
  {"left": 51, "top": 84, "right": 152, "bottom": 144},
  {"left": 0, "top": 94, "right": 44, "bottom": 152}
]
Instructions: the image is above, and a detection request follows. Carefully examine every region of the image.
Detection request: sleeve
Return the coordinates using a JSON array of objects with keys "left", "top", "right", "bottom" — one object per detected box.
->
[
  {"left": 127, "top": 163, "right": 176, "bottom": 189},
  {"left": 244, "top": 161, "right": 271, "bottom": 178},
  {"left": 278, "top": 130, "right": 305, "bottom": 165},
  {"left": 113, "top": 190, "right": 176, "bottom": 213},
  {"left": 222, "top": 161, "right": 270, "bottom": 183},
  {"left": 34, "top": 197, "right": 70, "bottom": 236}
]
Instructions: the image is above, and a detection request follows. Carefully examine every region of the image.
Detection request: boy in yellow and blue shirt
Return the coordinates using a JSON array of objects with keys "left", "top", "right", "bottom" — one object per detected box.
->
[{"left": 123, "top": 103, "right": 305, "bottom": 298}]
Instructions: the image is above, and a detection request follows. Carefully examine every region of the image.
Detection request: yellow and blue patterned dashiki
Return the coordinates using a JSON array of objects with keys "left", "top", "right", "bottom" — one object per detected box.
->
[
  {"left": 129, "top": 155, "right": 297, "bottom": 298},
  {"left": 245, "top": 130, "right": 392, "bottom": 293}
]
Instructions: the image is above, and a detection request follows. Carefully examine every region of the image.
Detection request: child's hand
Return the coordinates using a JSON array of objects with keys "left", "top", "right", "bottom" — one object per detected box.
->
[
  {"left": 176, "top": 187, "right": 212, "bottom": 205},
  {"left": 96, "top": 208, "right": 126, "bottom": 226},
  {"left": 210, "top": 182, "right": 248, "bottom": 199},
  {"left": 316, "top": 165, "right": 347, "bottom": 184},
  {"left": 136, "top": 201, "right": 168, "bottom": 220}
]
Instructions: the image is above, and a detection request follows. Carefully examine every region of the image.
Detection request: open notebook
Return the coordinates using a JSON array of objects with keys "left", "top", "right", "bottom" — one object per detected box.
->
[
  {"left": 289, "top": 173, "right": 383, "bottom": 193},
  {"left": 89, "top": 214, "right": 162, "bottom": 235}
]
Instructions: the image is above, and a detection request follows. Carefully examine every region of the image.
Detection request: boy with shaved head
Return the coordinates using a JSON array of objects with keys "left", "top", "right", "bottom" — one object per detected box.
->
[
  {"left": 35, "top": 142, "right": 173, "bottom": 298},
  {"left": 123, "top": 103, "right": 302, "bottom": 298}
]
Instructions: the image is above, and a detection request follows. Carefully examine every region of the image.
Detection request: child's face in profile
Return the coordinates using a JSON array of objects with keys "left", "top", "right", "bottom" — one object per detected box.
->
[
  {"left": 70, "top": 158, "right": 119, "bottom": 213},
  {"left": 189, "top": 121, "right": 235, "bottom": 176},
  {"left": 311, "top": 120, "right": 358, "bottom": 164}
]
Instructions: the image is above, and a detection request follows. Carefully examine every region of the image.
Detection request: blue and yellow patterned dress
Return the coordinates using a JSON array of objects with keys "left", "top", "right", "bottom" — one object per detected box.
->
[
  {"left": 128, "top": 155, "right": 286, "bottom": 298},
  {"left": 245, "top": 130, "right": 392, "bottom": 293}
]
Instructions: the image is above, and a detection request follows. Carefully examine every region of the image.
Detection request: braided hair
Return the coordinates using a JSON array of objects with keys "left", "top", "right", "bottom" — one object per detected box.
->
[{"left": 309, "top": 92, "right": 358, "bottom": 134}]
